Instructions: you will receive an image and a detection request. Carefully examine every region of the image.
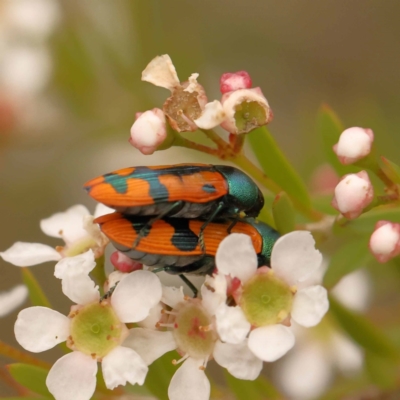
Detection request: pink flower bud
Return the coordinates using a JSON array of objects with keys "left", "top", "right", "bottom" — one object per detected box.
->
[
  {"left": 369, "top": 221, "right": 400, "bottom": 263},
  {"left": 110, "top": 251, "right": 143, "bottom": 273},
  {"left": 333, "top": 127, "right": 374, "bottom": 165},
  {"left": 220, "top": 71, "right": 252, "bottom": 94},
  {"left": 331, "top": 171, "right": 374, "bottom": 219},
  {"left": 220, "top": 87, "right": 273, "bottom": 134},
  {"left": 129, "top": 108, "right": 167, "bottom": 155}
]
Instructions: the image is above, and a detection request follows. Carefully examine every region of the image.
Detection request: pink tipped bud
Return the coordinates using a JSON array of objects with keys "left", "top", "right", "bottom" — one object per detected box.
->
[
  {"left": 110, "top": 251, "right": 143, "bottom": 273},
  {"left": 369, "top": 221, "right": 400, "bottom": 263},
  {"left": 333, "top": 127, "right": 374, "bottom": 165},
  {"left": 220, "top": 71, "right": 252, "bottom": 94},
  {"left": 331, "top": 171, "right": 374, "bottom": 219},
  {"left": 220, "top": 87, "right": 272, "bottom": 134},
  {"left": 129, "top": 108, "right": 167, "bottom": 155}
]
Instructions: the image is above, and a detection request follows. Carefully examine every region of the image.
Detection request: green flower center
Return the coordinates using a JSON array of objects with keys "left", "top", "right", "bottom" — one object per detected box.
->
[
  {"left": 173, "top": 302, "right": 215, "bottom": 360},
  {"left": 234, "top": 100, "right": 267, "bottom": 133},
  {"left": 69, "top": 302, "right": 126, "bottom": 359},
  {"left": 240, "top": 271, "right": 294, "bottom": 327}
]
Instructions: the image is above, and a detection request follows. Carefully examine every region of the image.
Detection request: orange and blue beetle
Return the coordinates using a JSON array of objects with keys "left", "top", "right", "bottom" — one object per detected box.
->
[
  {"left": 84, "top": 163, "right": 264, "bottom": 223},
  {"left": 94, "top": 212, "right": 280, "bottom": 276}
]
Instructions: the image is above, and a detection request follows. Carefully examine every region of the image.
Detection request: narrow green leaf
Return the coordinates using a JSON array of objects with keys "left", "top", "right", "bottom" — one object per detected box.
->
[
  {"left": 7, "top": 364, "right": 50, "bottom": 397},
  {"left": 342, "top": 204, "right": 400, "bottom": 234},
  {"left": 272, "top": 192, "right": 295, "bottom": 234},
  {"left": 145, "top": 352, "right": 177, "bottom": 400},
  {"left": 323, "top": 236, "right": 372, "bottom": 288},
  {"left": 21, "top": 268, "right": 51, "bottom": 308},
  {"left": 365, "top": 351, "right": 398, "bottom": 389},
  {"left": 379, "top": 157, "right": 400, "bottom": 184},
  {"left": 224, "top": 371, "right": 282, "bottom": 400},
  {"left": 317, "top": 105, "right": 357, "bottom": 176},
  {"left": 248, "top": 126, "right": 311, "bottom": 211},
  {"left": 329, "top": 296, "right": 400, "bottom": 360}
]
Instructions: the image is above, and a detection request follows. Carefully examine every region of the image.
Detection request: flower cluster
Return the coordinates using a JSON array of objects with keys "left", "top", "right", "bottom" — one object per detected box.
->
[
  {"left": 130, "top": 54, "right": 273, "bottom": 154},
  {"left": 1, "top": 201, "right": 329, "bottom": 400}
]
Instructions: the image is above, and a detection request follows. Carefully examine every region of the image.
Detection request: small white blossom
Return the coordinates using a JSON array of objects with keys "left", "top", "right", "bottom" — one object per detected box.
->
[
  {"left": 0, "top": 204, "right": 112, "bottom": 268},
  {"left": 15, "top": 260, "right": 163, "bottom": 399},
  {"left": 129, "top": 108, "right": 167, "bottom": 155},
  {"left": 331, "top": 171, "right": 374, "bottom": 219},
  {"left": 369, "top": 220, "right": 400, "bottom": 263},
  {"left": 124, "top": 278, "right": 262, "bottom": 400},
  {"left": 209, "top": 231, "right": 328, "bottom": 362},
  {"left": 333, "top": 127, "right": 374, "bottom": 165},
  {"left": 275, "top": 269, "right": 370, "bottom": 400}
]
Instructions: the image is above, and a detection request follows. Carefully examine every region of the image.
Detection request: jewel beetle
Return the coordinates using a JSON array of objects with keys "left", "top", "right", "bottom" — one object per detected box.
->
[
  {"left": 84, "top": 163, "right": 264, "bottom": 222},
  {"left": 95, "top": 212, "right": 280, "bottom": 276}
]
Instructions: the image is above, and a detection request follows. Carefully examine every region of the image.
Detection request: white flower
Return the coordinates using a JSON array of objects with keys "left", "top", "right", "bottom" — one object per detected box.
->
[
  {"left": 14, "top": 259, "right": 163, "bottom": 400},
  {"left": 210, "top": 231, "right": 328, "bottom": 362},
  {"left": 0, "top": 284, "right": 28, "bottom": 317},
  {"left": 275, "top": 269, "right": 370, "bottom": 400},
  {"left": 0, "top": 204, "right": 112, "bottom": 268},
  {"left": 220, "top": 87, "right": 273, "bottom": 134},
  {"left": 331, "top": 171, "right": 374, "bottom": 219},
  {"left": 141, "top": 54, "right": 224, "bottom": 132},
  {"left": 369, "top": 220, "right": 400, "bottom": 263},
  {"left": 333, "top": 127, "right": 374, "bottom": 165},
  {"left": 129, "top": 108, "right": 167, "bottom": 155},
  {"left": 123, "top": 279, "right": 263, "bottom": 400}
]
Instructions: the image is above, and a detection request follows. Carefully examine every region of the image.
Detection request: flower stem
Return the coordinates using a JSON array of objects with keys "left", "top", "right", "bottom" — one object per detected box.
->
[
  {"left": 0, "top": 339, "right": 51, "bottom": 369},
  {"left": 173, "top": 134, "right": 221, "bottom": 156},
  {"left": 201, "top": 129, "right": 229, "bottom": 150}
]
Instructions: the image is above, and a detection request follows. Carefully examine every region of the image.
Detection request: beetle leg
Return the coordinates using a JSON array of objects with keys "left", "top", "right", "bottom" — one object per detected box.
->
[
  {"left": 198, "top": 201, "right": 225, "bottom": 253},
  {"left": 100, "top": 282, "right": 119, "bottom": 302},
  {"left": 227, "top": 218, "right": 238, "bottom": 234},
  {"left": 178, "top": 274, "right": 198, "bottom": 298},
  {"left": 132, "top": 201, "right": 184, "bottom": 248}
]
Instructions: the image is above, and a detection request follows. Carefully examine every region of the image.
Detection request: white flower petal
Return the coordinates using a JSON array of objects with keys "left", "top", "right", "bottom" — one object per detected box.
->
[
  {"left": 271, "top": 231, "right": 322, "bottom": 285},
  {"left": 194, "top": 100, "right": 226, "bottom": 129},
  {"left": 112, "top": 270, "right": 162, "bottom": 323},
  {"left": 94, "top": 203, "right": 114, "bottom": 218},
  {"left": 138, "top": 302, "right": 163, "bottom": 329},
  {"left": 162, "top": 285, "right": 185, "bottom": 308},
  {"left": 102, "top": 345, "right": 148, "bottom": 389},
  {"left": 142, "top": 54, "right": 180, "bottom": 91},
  {"left": 54, "top": 251, "right": 100, "bottom": 305},
  {"left": 275, "top": 341, "right": 331, "bottom": 400},
  {"left": 248, "top": 325, "right": 295, "bottom": 362},
  {"left": 123, "top": 328, "right": 177, "bottom": 365},
  {"left": 0, "top": 285, "right": 28, "bottom": 317},
  {"left": 200, "top": 274, "right": 227, "bottom": 316},
  {"left": 213, "top": 340, "right": 263, "bottom": 380},
  {"left": 215, "top": 304, "right": 250, "bottom": 344},
  {"left": 291, "top": 286, "right": 329, "bottom": 327},
  {"left": 0, "top": 242, "right": 61, "bottom": 266},
  {"left": 331, "top": 269, "right": 370, "bottom": 312},
  {"left": 168, "top": 358, "right": 210, "bottom": 400},
  {"left": 46, "top": 352, "right": 97, "bottom": 400},
  {"left": 215, "top": 234, "right": 257, "bottom": 282},
  {"left": 15, "top": 307, "right": 70, "bottom": 352},
  {"left": 331, "top": 332, "right": 364, "bottom": 373},
  {"left": 40, "top": 205, "right": 90, "bottom": 243}
]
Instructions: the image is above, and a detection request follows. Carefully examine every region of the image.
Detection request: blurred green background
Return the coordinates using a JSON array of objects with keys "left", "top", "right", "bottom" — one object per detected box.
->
[{"left": 1, "top": 0, "right": 400, "bottom": 398}]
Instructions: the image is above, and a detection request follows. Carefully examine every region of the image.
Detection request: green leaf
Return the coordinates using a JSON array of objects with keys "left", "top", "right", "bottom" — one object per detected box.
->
[
  {"left": 379, "top": 157, "right": 400, "bottom": 184},
  {"left": 248, "top": 126, "right": 311, "bottom": 212},
  {"left": 145, "top": 352, "right": 177, "bottom": 400},
  {"left": 21, "top": 268, "right": 51, "bottom": 308},
  {"left": 365, "top": 351, "right": 398, "bottom": 389},
  {"left": 329, "top": 296, "right": 400, "bottom": 360},
  {"left": 7, "top": 364, "right": 50, "bottom": 397},
  {"left": 317, "top": 105, "right": 357, "bottom": 176},
  {"left": 224, "top": 371, "right": 283, "bottom": 400},
  {"left": 342, "top": 203, "right": 400, "bottom": 234},
  {"left": 272, "top": 192, "right": 295, "bottom": 234},
  {"left": 323, "top": 236, "right": 372, "bottom": 288}
]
